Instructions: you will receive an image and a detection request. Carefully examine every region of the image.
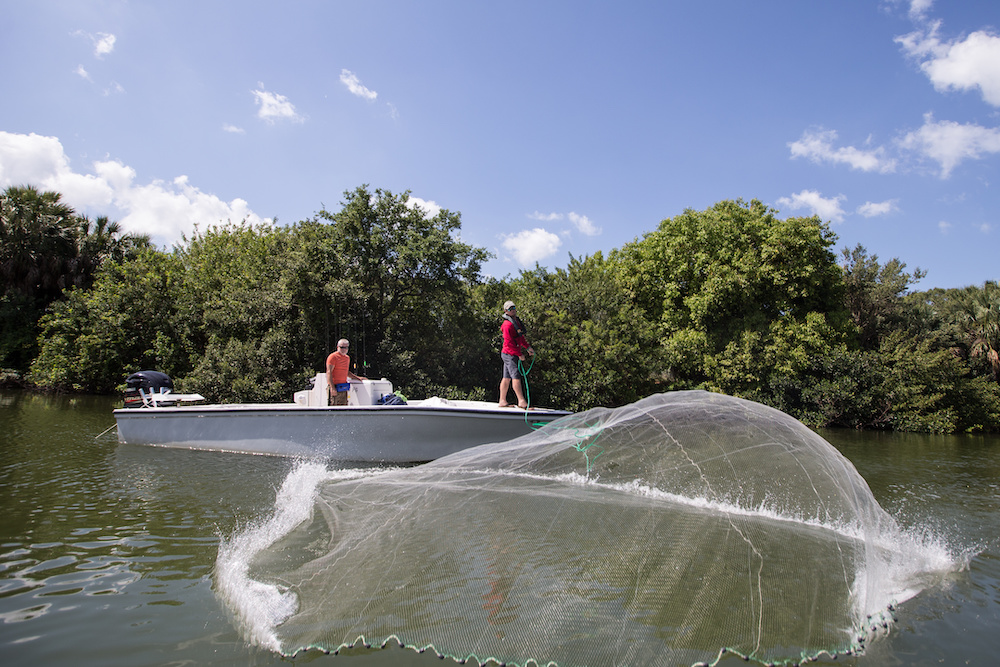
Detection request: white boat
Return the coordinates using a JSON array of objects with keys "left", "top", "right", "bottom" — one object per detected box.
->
[{"left": 113, "top": 371, "right": 571, "bottom": 462}]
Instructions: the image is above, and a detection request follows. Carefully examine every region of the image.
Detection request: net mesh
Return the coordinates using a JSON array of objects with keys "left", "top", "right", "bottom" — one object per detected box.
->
[{"left": 225, "top": 391, "right": 918, "bottom": 666}]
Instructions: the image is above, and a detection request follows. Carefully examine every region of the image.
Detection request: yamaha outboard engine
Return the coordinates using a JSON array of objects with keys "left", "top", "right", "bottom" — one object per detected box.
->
[{"left": 123, "top": 370, "right": 174, "bottom": 408}]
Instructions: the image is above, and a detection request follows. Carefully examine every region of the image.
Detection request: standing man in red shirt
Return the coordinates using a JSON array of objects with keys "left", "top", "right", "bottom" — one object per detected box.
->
[
  {"left": 498, "top": 301, "right": 534, "bottom": 408},
  {"left": 326, "top": 338, "right": 367, "bottom": 406}
]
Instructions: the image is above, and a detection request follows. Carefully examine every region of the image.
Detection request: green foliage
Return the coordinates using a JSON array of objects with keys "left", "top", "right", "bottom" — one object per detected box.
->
[
  {"left": 747, "top": 345, "right": 887, "bottom": 429},
  {"left": 1, "top": 185, "right": 149, "bottom": 372},
  {"left": 29, "top": 249, "right": 188, "bottom": 392},
  {"left": 947, "top": 375, "right": 1000, "bottom": 433},
  {"left": 951, "top": 282, "right": 1000, "bottom": 382},
  {"left": 713, "top": 311, "right": 847, "bottom": 397},
  {"left": 15, "top": 183, "right": 1000, "bottom": 433},
  {"left": 318, "top": 185, "right": 492, "bottom": 396},
  {"left": 0, "top": 293, "right": 43, "bottom": 372},
  {"left": 879, "top": 332, "right": 967, "bottom": 434},
  {"left": 840, "top": 244, "right": 926, "bottom": 350},
  {"left": 747, "top": 322, "right": 1000, "bottom": 433},
  {"left": 27, "top": 193, "right": 495, "bottom": 403},
  {"left": 610, "top": 199, "right": 849, "bottom": 392},
  {"left": 185, "top": 334, "right": 302, "bottom": 404},
  {"left": 421, "top": 383, "right": 490, "bottom": 402},
  {"left": 29, "top": 221, "right": 332, "bottom": 400},
  {"left": 169, "top": 220, "right": 341, "bottom": 402},
  {"left": 1, "top": 185, "right": 77, "bottom": 302}
]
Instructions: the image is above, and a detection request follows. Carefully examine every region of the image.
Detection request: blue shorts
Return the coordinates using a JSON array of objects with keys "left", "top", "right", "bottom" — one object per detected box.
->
[{"left": 501, "top": 353, "right": 521, "bottom": 380}]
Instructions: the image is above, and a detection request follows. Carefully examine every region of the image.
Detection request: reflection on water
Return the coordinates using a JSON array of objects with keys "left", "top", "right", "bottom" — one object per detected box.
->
[
  {"left": 1, "top": 390, "right": 999, "bottom": 666},
  {"left": 0, "top": 391, "right": 297, "bottom": 666}
]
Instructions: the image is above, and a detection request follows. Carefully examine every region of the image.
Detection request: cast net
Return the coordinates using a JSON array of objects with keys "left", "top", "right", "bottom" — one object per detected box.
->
[{"left": 216, "top": 391, "right": 953, "bottom": 666}]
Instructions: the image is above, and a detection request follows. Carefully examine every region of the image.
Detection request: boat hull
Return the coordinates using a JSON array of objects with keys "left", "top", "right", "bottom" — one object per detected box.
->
[{"left": 113, "top": 403, "right": 570, "bottom": 462}]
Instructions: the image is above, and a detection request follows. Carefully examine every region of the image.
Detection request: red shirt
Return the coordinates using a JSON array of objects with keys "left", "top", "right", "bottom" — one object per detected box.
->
[{"left": 501, "top": 318, "right": 530, "bottom": 356}]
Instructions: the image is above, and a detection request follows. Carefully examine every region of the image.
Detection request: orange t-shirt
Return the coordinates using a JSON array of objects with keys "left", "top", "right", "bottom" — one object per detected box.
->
[{"left": 326, "top": 351, "right": 350, "bottom": 385}]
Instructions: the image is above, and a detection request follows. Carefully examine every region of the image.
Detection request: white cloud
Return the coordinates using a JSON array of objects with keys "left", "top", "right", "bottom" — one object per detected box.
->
[
  {"left": 112, "top": 174, "right": 263, "bottom": 245},
  {"left": 896, "top": 23, "right": 1000, "bottom": 107},
  {"left": 567, "top": 211, "right": 601, "bottom": 236},
  {"left": 92, "top": 159, "right": 135, "bottom": 194},
  {"left": 857, "top": 199, "right": 900, "bottom": 217},
  {"left": 252, "top": 85, "right": 303, "bottom": 123},
  {"left": 405, "top": 196, "right": 442, "bottom": 218},
  {"left": 0, "top": 131, "right": 108, "bottom": 203},
  {"left": 938, "top": 219, "right": 996, "bottom": 236},
  {"left": 528, "top": 211, "right": 563, "bottom": 221},
  {"left": 906, "top": 0, "right": 934, "bottom": 20},
  {"left": 894, "top": 20, "right": 944, "bottom": 59},
  {"left": 75, "top": 30, "right": 116, "bottom": 59},
  {"left": 94, "top": 32, "right": 116, "bottom": 58},
  {"left": 501, "top": 228, "right": 562, "bottom": 266},
  {"left": 222, "top": 123, "right": 245, "bottom": 134},
  {"left": 340, "top": 69, "right": 378, "bottom": 101},
  {"left": 776, "top": 190, "right": 847, "bottom": 223},
  {"left": 789, "top": 128, "right": 896, "bottom": 173},
  {"left": 0, "top": 131, "right": 269, "bottom": 248},
  {"left": 73, "top": 44, "right": 123, "bottom": 94},
  {"left": 898, "top": 113, "right": 1000, "bottom": 177},
  {"left": 527, "top": 210, "right": 601, "bottom": 235}
]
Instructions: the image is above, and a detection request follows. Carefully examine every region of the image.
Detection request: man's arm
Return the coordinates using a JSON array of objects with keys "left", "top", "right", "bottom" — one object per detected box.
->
[{"left": 517, "top": 334, "right": 533, "bottom": 358}]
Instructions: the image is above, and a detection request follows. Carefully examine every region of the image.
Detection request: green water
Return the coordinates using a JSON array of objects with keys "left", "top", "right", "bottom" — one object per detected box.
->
[{"left": 1, "top": 390, "right": 998, "bottom": 666}]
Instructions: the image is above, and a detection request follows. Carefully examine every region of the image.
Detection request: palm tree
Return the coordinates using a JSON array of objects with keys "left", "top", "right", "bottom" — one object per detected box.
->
[
  {"left": 1, "top": 185, "right": 80, "bottom": 371},
  {"left": 71, "top": 215, "right": 150, "bottom": 288},
  {"left": 953, "top": 282, "right": 1000, "bottom": 382},
  {"left": 0, "top": 185, "right": 78, "bottom": 301}
]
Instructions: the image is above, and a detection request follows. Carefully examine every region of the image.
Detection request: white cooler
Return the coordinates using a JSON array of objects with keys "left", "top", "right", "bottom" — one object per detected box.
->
[{"left": 348, "top": 378, "right": 394, "bottom": 406}]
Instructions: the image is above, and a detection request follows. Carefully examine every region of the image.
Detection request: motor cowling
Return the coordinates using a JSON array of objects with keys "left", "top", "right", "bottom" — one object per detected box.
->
[{"left": 123, "top": 370, "right": 174, "bottom": 408}]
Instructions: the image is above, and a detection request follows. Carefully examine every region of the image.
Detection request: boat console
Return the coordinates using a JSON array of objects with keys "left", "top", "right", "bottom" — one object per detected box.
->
[{"left": 293, "top": 373, "right": 395, "bottom": 407}]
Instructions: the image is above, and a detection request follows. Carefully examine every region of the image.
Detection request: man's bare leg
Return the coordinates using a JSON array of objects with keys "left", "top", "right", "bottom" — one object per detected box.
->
[
  {"left": 512, "top": 378, "right": 528, "bottom": 409},
  {"left": 498, "top": 378, "right": 511, "bottom": 407}
]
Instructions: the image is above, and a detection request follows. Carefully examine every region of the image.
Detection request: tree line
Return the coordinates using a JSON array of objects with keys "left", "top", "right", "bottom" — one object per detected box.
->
[{"left": 2, "top": 184, "right": 998, "bottom": 433}]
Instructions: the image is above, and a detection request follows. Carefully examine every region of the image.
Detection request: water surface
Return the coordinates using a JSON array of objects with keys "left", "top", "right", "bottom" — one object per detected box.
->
[{"left": 1, "top": 391, "right": 997, "bottom": 666}]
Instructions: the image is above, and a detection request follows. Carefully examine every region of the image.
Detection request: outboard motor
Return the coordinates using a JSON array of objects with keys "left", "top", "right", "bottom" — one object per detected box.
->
[{"left": 123, "top": 370, "right": 174, "bottom": 408}]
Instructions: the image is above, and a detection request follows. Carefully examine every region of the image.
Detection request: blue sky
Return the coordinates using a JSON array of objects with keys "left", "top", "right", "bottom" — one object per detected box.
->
[{"left": 1, "top": 0, "right": 998, "bottom": 289}]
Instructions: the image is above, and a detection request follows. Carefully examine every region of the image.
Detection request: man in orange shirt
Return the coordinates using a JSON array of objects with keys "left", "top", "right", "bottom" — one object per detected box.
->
[{"left": 326, "top": 338, "right": 367, "bottom": 406}]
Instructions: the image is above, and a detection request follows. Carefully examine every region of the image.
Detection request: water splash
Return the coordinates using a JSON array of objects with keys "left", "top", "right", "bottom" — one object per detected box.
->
[{"left": 214, "top": 462, "right": 386, "bottom": 650}]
